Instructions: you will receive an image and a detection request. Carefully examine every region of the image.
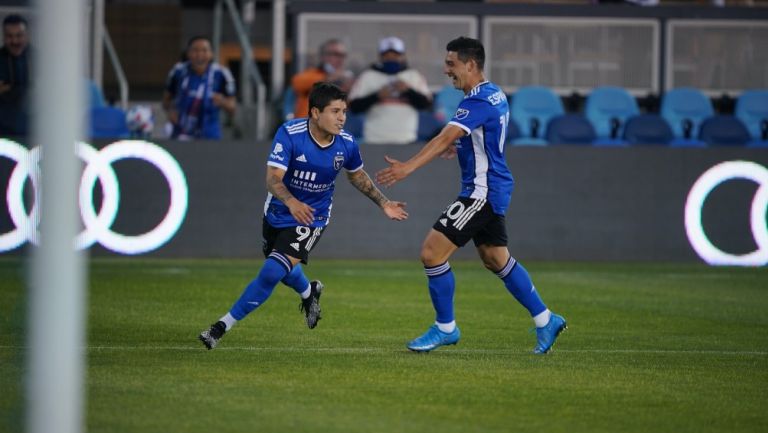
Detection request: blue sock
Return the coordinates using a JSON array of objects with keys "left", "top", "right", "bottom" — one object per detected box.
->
[
  {"left": 229, "top": 252, "right": 292, "bottom": 320},
  {"left": 425, "top": 262, "right": 455, "bottom": 324},
  {"left": 496, "top": 257, "right": 547, "bottom": 317},
  {"left": 281, "top": 264, "right": 310, "bottom": 296}
]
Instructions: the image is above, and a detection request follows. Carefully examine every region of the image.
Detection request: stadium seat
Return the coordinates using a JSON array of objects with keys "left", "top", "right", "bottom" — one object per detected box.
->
[
  {"left": 585, "top": 86, "right": 639, "bottom": 146},
  {"left": 734, "top": 89, "right": 768, "bottom": 147},
  {"left": 434, "top": 85, "right": 464, "bottom": 124},
  {"left": 282, "top": 87, "right": 296, "bottom": 121},
  {"left": 509, "top": 86, "right": 564, "bottom": 145},
  {"left": 87, "top": 79, "right": 106, "bottom": 109},
  {"left": 622, "top": 114, "right": 673, "bottom": 146},
  {"left": 698, "top": 115, "right": 751, "bottom": 147},
  {"left": 417, "top": 111, "right": 443, "bottom": 142},
  {"left": 544, "top": 114, "right": 596, "bottom": 145},
  {"left": 89, "top": 106, "right": 129, "bottom": 139},
  {"left": 343, "top": 111, "right": 364, "bottom": 142},
  {"left": 661, "top": 87, "right": 713, "bottom": 147}
]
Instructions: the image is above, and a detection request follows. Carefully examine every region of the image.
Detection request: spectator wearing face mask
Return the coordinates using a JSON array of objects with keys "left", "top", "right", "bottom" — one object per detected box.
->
[
  {"left": 291, "top": 39, "right": 354, "bottom": 119},
  {"left": 348, "top": 36, "right": 432, "bottom": 145}
]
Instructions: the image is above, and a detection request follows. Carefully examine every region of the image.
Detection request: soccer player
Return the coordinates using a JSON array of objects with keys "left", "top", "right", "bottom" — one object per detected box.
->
[
  {"left": 199, "top": 82, "right": 408, "bottom": 350},
  {"left": 376, "top": 37, "right": 566, "bottom": 354}
]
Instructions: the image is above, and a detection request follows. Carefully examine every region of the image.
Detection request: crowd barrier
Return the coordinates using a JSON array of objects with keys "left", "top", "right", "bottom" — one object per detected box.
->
[{"left": 1, "top": 138, "right": 767, "bottom": 265}]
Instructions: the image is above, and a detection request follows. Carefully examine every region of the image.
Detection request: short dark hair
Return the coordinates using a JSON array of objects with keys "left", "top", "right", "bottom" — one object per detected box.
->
[
  {"left": 308, "top": 82, "right": 346, "bottom": 113},
  {"left": 3, "top": 14, "right": 28, "bottom": 28},
  {"left": 186, "top": 35, "right": 211, "bottom": 49},
  {"left": 446, "top": 36, "right": 485, "bottom": 71}
]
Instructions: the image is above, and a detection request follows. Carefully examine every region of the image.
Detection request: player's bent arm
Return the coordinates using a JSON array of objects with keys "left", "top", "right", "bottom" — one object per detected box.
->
[
  {"left": 347, "top": 169, "right": 408, "bottom": 221},
  {"left": 346, "top": 168, "right": 390, "bottom": 207},
  {"left": 402, "top": 124, "right": 465, "bottom": 173},
  {"left": 266, "top": 166, "right": 315, "bottom": 225}
]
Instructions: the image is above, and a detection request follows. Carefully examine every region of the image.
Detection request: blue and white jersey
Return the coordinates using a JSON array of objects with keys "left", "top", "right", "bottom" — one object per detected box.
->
[
  {"left": 447, "top": 81, "right": 514, "bottom": 215},
  {"left": 265, "top": 118, "right": 364, "bottom": 228},
  {"left": 165, "top": 61, "right": 236, "bottom": 139}
]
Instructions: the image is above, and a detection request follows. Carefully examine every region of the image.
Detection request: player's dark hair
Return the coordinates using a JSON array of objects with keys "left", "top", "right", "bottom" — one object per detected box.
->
[
  {"left": 446, "top": 36, "right": 485, "bottom": 71},
  {"left": 308, "top": 82, "right": 346, "bottom": 113},
  {"left": 3, "top": 14, "right": 27, "bottom": 28},
  {"left": 186, "top": 35, "right": 211, "bottom": 49}
]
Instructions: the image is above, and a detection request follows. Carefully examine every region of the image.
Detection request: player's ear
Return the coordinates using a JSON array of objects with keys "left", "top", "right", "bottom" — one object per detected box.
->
[{"left": 310, "top": 106, "right": 320, "bottom": 120}]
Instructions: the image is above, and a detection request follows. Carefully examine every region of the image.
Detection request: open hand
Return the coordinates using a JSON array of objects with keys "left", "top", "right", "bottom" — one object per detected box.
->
[
  {"left": 375, "top": 156, "right": 410, "bottom": 187},
  {"left": 382, "top": 200, "right": 408, "bottom": 221}
]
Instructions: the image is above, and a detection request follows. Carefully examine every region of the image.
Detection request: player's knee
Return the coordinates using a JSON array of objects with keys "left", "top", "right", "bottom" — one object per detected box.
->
[{"left": 420, "top": 245, "right": 442, "bottom": 267}]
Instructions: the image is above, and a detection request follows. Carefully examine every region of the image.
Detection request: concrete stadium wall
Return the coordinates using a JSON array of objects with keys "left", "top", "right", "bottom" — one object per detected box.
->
[{"left": 1, "top": 138, "right": 767, "bottom": 262}]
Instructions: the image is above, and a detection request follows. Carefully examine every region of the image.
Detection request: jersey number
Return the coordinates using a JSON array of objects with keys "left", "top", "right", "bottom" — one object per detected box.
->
[{"left": 499, "top": 113, "right": 510, "bottom": 152}]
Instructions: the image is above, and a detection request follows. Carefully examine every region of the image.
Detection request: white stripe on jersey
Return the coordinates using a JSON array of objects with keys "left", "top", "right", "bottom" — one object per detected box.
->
[
  {"left": 267, "top": 160, "right": 288, "bottom": 171},
  {"left": 263, "top": 192, "right": 274, "bottom": 216},
  {"left": 286, "top": 123, "right": 307, "bottom": 134},
  {"left": 469, "top": 128, "right": 489, "bottom": 200},
  {"left": 340, "top": 132, "right": 354, "bottom": 141}
]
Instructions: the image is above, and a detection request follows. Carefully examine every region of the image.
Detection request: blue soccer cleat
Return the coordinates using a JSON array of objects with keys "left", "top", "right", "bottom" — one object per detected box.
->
[
  {"left": 407, "top": 324, "right": 460, "bottom": 352},
  {"left": 533, "top": 313, "right": 567, "bottom": 354}
]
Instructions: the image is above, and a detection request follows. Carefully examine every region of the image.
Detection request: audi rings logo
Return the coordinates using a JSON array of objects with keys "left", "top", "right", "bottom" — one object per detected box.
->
[
  {"left": 1, "top": 139, "right": 188, "bottom": 255},
  {"left": 685, "top": 160, "right": 768, "bottom": 267}
]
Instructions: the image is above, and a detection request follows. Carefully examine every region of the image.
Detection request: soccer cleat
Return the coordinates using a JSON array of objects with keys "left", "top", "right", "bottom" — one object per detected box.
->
[
  {"left": 533, "top": 313, "right": 567, "bottom": 354},
  {"left": 299, "top": 280, "right": 323, "bottom": 329},
  {"left": 407, "top": 324, "right": 460, "bottom": 352},
  {"left": 198, "top": 320, "right": 226, "bottom": 350}
]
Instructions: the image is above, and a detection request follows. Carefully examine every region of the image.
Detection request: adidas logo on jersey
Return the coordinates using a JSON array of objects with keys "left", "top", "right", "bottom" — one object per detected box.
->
[
  {"left": 440, "top": 218, "right": 448, "bottom": 226},
  {"left": 290, "top": 242, "right": 300, "bottom": 251},
  {"left": 296, "top": 154, "right": 307, "bottom": 162}
]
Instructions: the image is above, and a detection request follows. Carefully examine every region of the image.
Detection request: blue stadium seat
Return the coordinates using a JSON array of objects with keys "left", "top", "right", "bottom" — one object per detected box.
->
[
  {"left": 343, "top": 111, "right": 364, "bottom": 142},
  {"left": 434, "top": 85, "right": 464, "bottom": 124},
  {"left": 417, "top": 111, "right": 443, "bottom": 142},
  {"left": 585, "top": 86, "right": 639, "bottom": 146},
  {"left": 545, "top": 114, "right": 596, "bottom": 145},
  {"left": 282, "top": 87, "right": 296, "bottom": 121},
  {"left": 87, "top": 79, "right": 106, "bottom": 109},
  {"left": 734, "top": 89, "right": 768, "bottom": 147},
  {"left": 622, "top": 114, "right": 673, "bottom": 146},
  {"left": 509, "top": 86, "right": 564, "bottom": 145},
  {"left": 661, "top": 88, "right": 713, "bottom": 147},
  {"left": 89, "top": 107, "right": 129, "bottom": 139},
  {"left": 698, "top": 115, "right": 750, "bottom": 147}
]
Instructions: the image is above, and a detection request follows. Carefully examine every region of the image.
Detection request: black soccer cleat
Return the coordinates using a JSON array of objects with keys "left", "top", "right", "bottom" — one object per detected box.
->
[
  {"left": 299, "top": 280, "right": 323, "bottom": 329},
  {"left": 198, "top": 320, "right": 226, "bottom": 350}
]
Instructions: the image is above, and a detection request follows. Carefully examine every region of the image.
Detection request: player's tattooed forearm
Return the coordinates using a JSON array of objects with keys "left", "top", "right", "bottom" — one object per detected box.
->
[
  {"left": 267, "top": 173, "right": 294, "bottom": 203},
  {"left": 348, "top": 170, "right": 389, "bottom": 207}
]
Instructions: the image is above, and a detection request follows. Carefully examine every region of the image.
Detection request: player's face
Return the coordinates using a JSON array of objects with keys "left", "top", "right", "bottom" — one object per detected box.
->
[
  {"left": 3, "top": 23, "right": 28, "bottom": 57},
  {"left": 444, "top": 51, "right": 469, "bottom": 92},
  {"left": 187, "top": 39, "right": 213, "bottom": 71},
  {"left": 314, "top": 99, "right": 347, "bottom": 136}
]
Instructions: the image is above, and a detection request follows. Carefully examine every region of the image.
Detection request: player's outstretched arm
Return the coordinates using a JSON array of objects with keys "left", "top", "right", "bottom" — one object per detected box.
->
[
  {"left": 266, "top": 166, "right": 315, "bottom": 226},
  {"left": 375, "top": 124, "right": 465, "bottom": 187},
  {"left": 346, "top": 169, "right": 408, "bottom": 221}
]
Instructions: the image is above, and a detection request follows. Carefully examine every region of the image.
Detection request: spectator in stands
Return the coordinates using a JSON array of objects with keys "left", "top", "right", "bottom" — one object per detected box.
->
[
  {"left": 291, "top": 38, "right": 354, "bottom": 119},
  {"left": 348, "top": 36, "right": 432, "bottom": 145},
  {"left": 0, "top": 14, "right": 31, "bottom": 137},
  {"left": 162, "top": 35, "right": 236, "bottom": 140}
]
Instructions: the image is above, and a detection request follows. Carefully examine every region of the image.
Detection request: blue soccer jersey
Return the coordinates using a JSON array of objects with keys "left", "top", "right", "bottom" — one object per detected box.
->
[
  {"left": 447, "top": 81, "right": 514, "bottom": 215},
  {"left": 265, "top": 118, "right": 364, "bottom": 228}
]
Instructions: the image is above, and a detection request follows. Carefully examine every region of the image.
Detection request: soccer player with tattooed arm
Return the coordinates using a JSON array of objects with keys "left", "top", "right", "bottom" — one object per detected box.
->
[
  {"left": 199, "top": 82, "right": 407, "bottom": 349},
  {"left": 376, "top": 37, "right": 567, "bottom": 354}
]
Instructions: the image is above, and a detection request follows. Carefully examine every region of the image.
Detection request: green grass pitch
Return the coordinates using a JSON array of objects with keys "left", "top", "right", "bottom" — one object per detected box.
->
[{"left": 1, "top": 258, "right": 767, "bottom": 433}]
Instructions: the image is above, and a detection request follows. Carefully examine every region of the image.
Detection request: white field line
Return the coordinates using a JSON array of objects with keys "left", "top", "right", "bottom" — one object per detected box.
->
[{"left": 0, "top": 345, "right": 766, "bottom": 356}]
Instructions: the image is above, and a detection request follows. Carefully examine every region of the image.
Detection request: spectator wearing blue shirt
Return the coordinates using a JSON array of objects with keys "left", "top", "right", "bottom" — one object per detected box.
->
[{"left": 162, "top": 36, "right": 236, "bottom": 140}]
